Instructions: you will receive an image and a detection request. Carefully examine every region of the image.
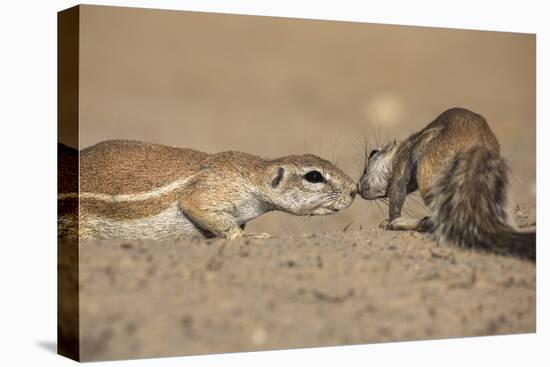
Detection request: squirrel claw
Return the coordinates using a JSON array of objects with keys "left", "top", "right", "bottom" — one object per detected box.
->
[{"left": 379, "top": 219, "right": 393, "bottom": 230}]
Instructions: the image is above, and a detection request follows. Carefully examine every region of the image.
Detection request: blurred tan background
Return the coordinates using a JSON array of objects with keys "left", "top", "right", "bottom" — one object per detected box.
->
[{"left": 76, "top": 5, "right": 535, "bottom": 235}]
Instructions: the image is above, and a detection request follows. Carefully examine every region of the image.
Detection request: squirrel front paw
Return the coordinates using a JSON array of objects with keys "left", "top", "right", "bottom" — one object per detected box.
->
[{"left": 379, "top": 218, "right": 395, "bottom": 230}]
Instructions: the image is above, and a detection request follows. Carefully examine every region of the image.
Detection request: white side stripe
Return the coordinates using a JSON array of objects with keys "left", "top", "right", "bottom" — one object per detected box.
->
[{"left": 58, "top": 174, "right": 198, "bottom": 202}]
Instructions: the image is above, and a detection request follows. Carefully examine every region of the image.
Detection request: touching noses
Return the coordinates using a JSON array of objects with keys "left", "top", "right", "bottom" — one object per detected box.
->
[{"left": 357, "top": 179, "right": 369, "bottom": 195}]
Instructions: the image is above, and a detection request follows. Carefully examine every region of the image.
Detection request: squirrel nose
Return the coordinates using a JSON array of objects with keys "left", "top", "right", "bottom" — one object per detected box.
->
[{"left": 358, "top": 181, "right": 369, "bottom": 194}]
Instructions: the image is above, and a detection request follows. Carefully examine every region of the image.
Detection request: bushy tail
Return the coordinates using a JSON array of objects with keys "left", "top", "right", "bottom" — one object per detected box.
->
[{"left": 425, "top": 146, "right": 535, "bottom": 262}]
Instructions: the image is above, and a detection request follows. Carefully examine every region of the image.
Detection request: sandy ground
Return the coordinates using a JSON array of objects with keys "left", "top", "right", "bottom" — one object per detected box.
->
[{"left": 75, "top": 206, "right": 536, "bottom": 361}]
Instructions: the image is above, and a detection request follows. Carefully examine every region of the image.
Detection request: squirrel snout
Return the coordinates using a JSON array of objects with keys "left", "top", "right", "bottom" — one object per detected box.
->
[{"left": 357, "top": 180, "right": 371, "bottom": 198}]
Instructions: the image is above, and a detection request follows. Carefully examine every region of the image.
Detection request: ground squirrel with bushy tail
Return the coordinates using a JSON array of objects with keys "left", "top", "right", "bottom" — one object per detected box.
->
[
  {"left": 358, "top": 107, "right": 535, "bottom": 261},
  {"left": 58, "top": 140, "right": 357, "bottom": 240}
]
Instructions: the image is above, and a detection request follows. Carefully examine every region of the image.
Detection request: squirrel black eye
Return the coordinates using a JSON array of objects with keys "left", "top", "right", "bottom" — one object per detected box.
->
[
  {"left": 304, "top": 170, "right": 325, "bottom": 183},
  {"left": 368, "top": 149, "right": 379, "bottom": 159}
]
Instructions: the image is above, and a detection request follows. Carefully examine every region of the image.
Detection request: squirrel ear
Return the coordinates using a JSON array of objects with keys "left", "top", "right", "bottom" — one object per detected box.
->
[{"left": 271, "top": 167, "right": 285, "bottom": 188}]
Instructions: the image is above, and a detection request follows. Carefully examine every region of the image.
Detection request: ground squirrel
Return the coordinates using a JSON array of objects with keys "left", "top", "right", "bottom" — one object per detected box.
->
[
  {"left": 58, "top": 140, "right": 357, "bottom": 240},
  {"left": 358, "top": 107, "right": 535, "bottom": 261}
]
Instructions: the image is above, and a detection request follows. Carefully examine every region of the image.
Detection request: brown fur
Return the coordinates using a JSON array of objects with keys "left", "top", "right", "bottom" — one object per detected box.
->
[
  {"left": 359, "top": 107, "right": 535, "bottom": 261},
  {"left": 59, "top": 140, "right": 357, "bottom": 240},
  {"left": 413, "top": 108, "right": 500, "bottom": 196},
  {"left": 80, "top": 140, "right": 209, "bottom": 194}
]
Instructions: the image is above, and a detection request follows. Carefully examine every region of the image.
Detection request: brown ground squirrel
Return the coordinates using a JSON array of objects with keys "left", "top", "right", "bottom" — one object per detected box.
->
[
  {"left": 58, "top": 140, "right": 357, "bottom": 240},
  {"left": 358, "top": 107, "right": 535, "bottom": 261}
]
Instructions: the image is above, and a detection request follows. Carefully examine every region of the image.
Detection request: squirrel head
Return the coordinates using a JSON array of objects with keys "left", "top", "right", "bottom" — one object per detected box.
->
[
  {"left": 358, "top": 140, "right": 398, "bottom": 199},
  {"left": 263, "top": 154, "right": 357, "bottom": 216}
]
